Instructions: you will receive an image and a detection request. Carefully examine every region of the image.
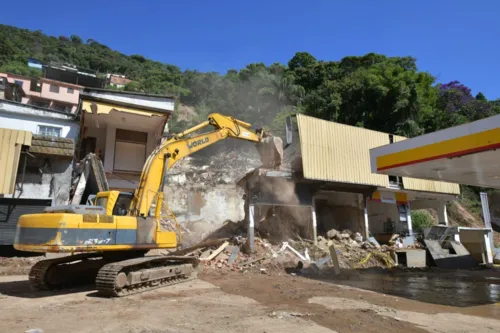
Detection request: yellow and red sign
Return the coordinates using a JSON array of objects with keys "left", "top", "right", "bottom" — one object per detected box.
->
[{"left": 370, "top": 191, "right": 408, "bottom": 205}]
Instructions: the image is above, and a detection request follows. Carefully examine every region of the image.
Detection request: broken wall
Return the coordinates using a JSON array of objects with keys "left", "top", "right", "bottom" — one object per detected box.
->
[
  {"left": 366, "top": 200, "right": 401, "bottom": 234},
  {"left": 315, "top": 192, "right": 365, "bottom": 236},
  {"left": 163, "top": 145, "right": 263, "bottom": 239},
  {"left": 16, "top": 155, "right": 73, "bottom": 205}
]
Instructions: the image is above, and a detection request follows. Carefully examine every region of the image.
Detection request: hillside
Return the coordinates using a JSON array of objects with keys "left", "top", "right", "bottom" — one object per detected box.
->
[{"left": 0, "top": 24, "right": 498, "bottom": 236}]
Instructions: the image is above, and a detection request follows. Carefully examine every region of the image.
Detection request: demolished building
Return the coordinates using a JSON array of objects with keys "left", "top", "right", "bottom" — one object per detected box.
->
[
  {"left": 0, "top": 100, "right": 78, "bottom": 245},
  {"left": 76, "top": 88, "right": 174, "bottom": 197},
  {"left": 238, "top": 114, "right": 460, "bottom": 250}
]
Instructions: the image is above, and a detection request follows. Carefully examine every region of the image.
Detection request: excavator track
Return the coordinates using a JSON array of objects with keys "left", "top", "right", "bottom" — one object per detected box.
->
[
  {"left": 29, "top": 253, "right": 105, "bottom": 291},
  {"left": 95, "top": 256, "right": 200, "bottom": 297}
]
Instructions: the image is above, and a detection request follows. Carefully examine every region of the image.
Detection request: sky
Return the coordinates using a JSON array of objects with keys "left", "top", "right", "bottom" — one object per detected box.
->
[{"left": 1, "top": 0, "right": 499, "bottom": 98}]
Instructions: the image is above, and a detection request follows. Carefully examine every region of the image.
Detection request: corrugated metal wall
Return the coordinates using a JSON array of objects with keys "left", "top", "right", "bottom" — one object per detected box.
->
[
  {"left": 297, "top": 114, "right": 389, "bottom": 187},
  {"left": 393, "top": 135, "right": 460, "bottom": 194},
  {"left": 0, "top": 128, "right": 32, "bottom": 195},
  {"left": 0, "top": 198, "right": 52, "bottom": 245}
]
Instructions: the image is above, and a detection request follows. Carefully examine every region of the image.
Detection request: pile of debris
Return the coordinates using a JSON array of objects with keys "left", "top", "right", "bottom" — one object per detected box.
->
[{"left": 169, "top": 226, "right": 422, "bottom": 275}]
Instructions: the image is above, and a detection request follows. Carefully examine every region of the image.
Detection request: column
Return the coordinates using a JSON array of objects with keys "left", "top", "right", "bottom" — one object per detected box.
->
[
  {"left": 104, "top": 125, "right": 116, "bottom": 172},
  {"left": 437, "top": 201, "right": 449, "bottom": 226},
  {"left": 247, "top": 204, "right": 255, "bottom": 252},
  {"left": 406, "top": 202, "right": 413, "bottom": 236},
  {"left": 311, "top": 199, "right": 317, "bottom": 245},
  {"left": 364, "top": 197, "right": 370, "bottom": 239}
]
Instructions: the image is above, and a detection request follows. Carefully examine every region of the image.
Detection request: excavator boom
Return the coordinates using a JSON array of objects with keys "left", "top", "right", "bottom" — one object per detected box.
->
[{"left": 130, "top": 113, "right": 274, "bottom": 218}]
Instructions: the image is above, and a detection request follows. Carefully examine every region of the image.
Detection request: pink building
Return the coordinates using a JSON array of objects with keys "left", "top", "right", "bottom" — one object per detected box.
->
[{"left": 0, "top": 73, "right": 83, "bottom": 113}]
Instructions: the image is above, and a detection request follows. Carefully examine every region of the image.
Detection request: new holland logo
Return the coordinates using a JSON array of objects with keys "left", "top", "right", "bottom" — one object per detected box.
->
[{"left": 188, "top": 137, "right": 209, "bottom": 149}]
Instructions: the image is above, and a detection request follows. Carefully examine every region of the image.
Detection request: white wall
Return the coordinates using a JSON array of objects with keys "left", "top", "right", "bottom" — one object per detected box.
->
[
  {"left": 367, "top": 200, "right": 401, "bottom": 234},
  {"left": 104, "top": 125, "right": 116, "bottom": 172},
  {"left": 0, "top": 112, "right": 79, "bottom": 141},
  {"left": 85, "top": 126, "right": 107, "bottom": 152}
]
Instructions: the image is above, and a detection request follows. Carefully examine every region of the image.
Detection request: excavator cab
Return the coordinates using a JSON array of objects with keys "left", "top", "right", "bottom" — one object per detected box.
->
[{"left": 94, "top": 191, "right": 133, "bottom": 216}]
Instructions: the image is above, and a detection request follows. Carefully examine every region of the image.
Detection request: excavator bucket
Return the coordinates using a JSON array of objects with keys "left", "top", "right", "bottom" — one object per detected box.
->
[{"left": 256, "top": 136, "right": 284, "bottom": 167}]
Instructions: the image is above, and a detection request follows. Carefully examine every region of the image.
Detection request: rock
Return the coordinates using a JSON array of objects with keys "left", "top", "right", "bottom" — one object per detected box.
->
[
  {"left": 334, "top": 234, "right": 342, "bottom": 241},
  {"left": 25, "top": 330, "right": 44, "bottom": 333},
  {"left": 200, "top": 249, "right": 214, "bottom": 259},
  {"left": 494, "top": 252, "right": 500, "bottom": 264},
  {"left": 200, "top": 172, "right": 210, "bottom": 180},
  {"left": 361, "top": 242, "right": 373, "bottom": 250},
  {"left": 217, "top": 253, "right": 229, "bottom": 261},
  {"left": 326, "top": 228, "right": 339, "bottom": 239},
  {"left": 349, "top": 239, "right": 360, "bottom": 247},
  {"left": 340, "top": 233, "right": 351, "bottom": 239},
  {"left": 217, "top": 262, "right": 223, "bottom": 268},
  {"left": 170, "top": 173, "right": 187, "bottom": 185},
  {"left": 353, "top": 232, "right": 363, "bottom": 243}
]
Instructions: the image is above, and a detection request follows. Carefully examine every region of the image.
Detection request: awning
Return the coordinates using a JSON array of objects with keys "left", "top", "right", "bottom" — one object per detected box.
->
[
  {"left": 0, "top": 128, "right": 32, "bottom": 195},
  {"left": 81, "top": 100, "right": 166, "bottom": 118},
  {"left": 370, "top": 114, "right": 500, "bottom": 188}
]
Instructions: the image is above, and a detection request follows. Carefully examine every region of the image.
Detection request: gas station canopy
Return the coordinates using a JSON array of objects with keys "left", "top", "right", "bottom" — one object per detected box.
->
[{"left": 369, "top": 114, "right": 500, "bottom": 188}]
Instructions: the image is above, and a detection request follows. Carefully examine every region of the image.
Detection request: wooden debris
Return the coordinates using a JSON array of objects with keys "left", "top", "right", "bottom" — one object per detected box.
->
[
  {"left": 239, "top": 255, "right": 267, "bottom": 266},
  {"left": 200, "top": 241, "right": 229, "bottom": 261},
  {"left": 169, "top": 238, "right": 229, "bottom": 256}
]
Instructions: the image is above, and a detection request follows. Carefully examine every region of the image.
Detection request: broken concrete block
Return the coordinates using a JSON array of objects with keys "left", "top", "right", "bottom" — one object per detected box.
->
[
  {"left": 326, "top": 228, "right": 339, "bottom": 239},
  {"left": 494, "top": 252, "right": 500, "bottom": 265},
  {"left": 361, "top": 242, "right": 373, "bottom": 250},
  {"left": 353, "top": 232, "right": 363, "bottom": 243},
  {"left": 200, "top": 249, "right": 214, "bottom": 259},
  {"left": 256, "top": 136, "right": 284, "bottom": 167}
]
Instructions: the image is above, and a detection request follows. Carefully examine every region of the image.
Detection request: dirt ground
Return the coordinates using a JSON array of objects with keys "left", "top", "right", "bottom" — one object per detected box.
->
[{"left": 1, "top": 265, "right": 500, "bottom": 333}]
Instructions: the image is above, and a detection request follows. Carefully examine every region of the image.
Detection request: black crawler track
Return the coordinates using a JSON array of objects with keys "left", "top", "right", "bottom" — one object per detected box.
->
[
  {"left": 95, "top": 256, "right": 200, "bottom": 297},
  {"left": 28, "top": 253, "right": 104, "bottom": 291}
]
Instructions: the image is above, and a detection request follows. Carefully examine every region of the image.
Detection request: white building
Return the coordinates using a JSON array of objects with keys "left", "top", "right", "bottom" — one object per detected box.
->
[
  {"left": 79, "top": 88, "right": 175, "bottom": 192},
  {"left": 0, "top": 99, "right": 79, "bottom": 245}
]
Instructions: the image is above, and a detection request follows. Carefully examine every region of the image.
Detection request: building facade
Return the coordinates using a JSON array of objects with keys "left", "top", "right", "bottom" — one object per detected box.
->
[
  {"left": 0, "top": 72, "right": 83, "bottom": 113},
  {"left": 0, "top": 99, "right": 78, "bottom": 246},
  {"left": 238, "top": 114, "right": 460, "bottom": 250},
  {"left": 107, "top": 74, "right": 133, "bottom": 88},
  {"left": 79, "top": 88, "right": 174, "bottom": 192}
]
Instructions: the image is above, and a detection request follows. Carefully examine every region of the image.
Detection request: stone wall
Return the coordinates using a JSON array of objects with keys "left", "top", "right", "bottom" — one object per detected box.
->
[{"left": 163, "top": 146, "right": 262, "bottom": 240}]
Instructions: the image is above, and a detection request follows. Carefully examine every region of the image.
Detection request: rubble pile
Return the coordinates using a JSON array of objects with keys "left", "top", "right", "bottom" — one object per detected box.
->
[{"left": 175, "top": 226, "right": 424, "bottom": 275}]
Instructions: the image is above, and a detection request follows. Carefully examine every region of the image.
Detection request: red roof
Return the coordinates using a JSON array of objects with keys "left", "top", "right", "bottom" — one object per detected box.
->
[{"left": 110, "top": 76, "right": 133, "bottom": 85}]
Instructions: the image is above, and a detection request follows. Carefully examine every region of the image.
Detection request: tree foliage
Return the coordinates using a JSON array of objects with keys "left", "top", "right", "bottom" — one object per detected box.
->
[{"left": 0, "top": 24, "right": 498, "bottom": 135}]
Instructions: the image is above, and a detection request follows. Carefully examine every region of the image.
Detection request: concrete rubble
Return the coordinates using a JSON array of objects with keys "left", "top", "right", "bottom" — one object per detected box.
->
[{"left": 168, "top": 223, "right": 430, "bottom": 274}]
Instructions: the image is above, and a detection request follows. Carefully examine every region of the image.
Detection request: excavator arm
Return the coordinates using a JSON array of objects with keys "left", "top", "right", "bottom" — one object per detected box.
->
[{"left": 129, "top": 113, "right": 272, "bottom": 218}]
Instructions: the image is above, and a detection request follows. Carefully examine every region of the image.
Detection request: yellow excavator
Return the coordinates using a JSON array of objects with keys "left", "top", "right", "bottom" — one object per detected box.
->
[{"left": 13, "top": 113, "right": 281, "bottom": 297}]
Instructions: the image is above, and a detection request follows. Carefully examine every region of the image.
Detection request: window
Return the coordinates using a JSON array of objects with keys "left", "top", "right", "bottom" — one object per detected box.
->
[
  {"left": 95, "top": 196, "right": 108, "bottom": 209},
  {"left": 30, "top": 79, "right": 41, "bottom": 92},
  {"left": 14, "top": 80, "right": 23, "bottom": 87},
  {"left": 112, "top": 194, "right": 133, "bottom": 216},
  {"left": 49, "top": 84, "right": 59, "bottom": 93},
  {"left": 31, "top": 99, "right": 50, "bottom": 108},
  {"left": 52, "top": 103, "right": 72, "bottom": 113},
  {"left": 67, "top": 87, "right": 74, "bottom": 94},
  {"left": 38, "top": 125, "right": 61, "bottom": 137}
]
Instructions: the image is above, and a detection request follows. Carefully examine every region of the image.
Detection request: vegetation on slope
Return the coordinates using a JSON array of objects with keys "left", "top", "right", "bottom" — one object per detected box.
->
[{"left": 1, "top": 24, "right": 498, "bottom": 228}]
